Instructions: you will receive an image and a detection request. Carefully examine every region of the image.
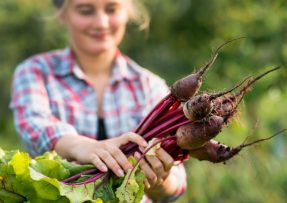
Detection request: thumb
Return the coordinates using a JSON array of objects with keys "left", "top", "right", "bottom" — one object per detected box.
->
[{"left": 116, "top": 132, "right": 148, "bottom": 148}]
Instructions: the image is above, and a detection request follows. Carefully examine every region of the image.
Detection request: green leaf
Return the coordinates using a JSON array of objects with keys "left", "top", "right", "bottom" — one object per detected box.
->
[
  {"left": 115, "top": 157, "right": 145, "bottom": 203},
  {"left": 11, "top": 152, "right": 31, "bottom": 175},
  {"left": 0, "top": 188, "right": 26, "bottom": 202},
  {"left": 29, "top": 167, "right": 61, "bottom": 200},
  {"left": 93, "top": 177, "right": 119, "bottom": 202},
  {"left": 134, "top": 171, "right": 145, "bottom": 203},
  {"left": 1, "top": 150, "right": 19, "bottom": 164},
  {"left": 0, "top": 148, "right": 145, "bottom": 202},
  {"left": 59, "top": 182, "right": 95, "bottom": 203},
  {"left": 58, "top": 159, "right": 95, "bottom": 177},
  {"left": 0, "top": 148, "right": 4, "bottom": 161},
  {"left": 30, "top": 159, "right": 70, "bottom": 180},
  {"left": 116, "top": 169, "right": 138, "bottom": 203}
]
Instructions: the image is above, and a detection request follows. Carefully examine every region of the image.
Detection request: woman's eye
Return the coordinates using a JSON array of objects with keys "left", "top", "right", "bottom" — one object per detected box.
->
[
  {"left": 106, "top": 5, "right": 118, "bottom": 14},
  {"left": 80, "top": 9, "right": 94, "bottom": 15},
  {"left": 78, "top": 7, "right": 94, "bottom": 16}
]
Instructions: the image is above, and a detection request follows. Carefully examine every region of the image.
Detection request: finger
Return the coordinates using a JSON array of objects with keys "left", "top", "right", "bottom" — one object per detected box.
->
[
  {"left": 90, "top": 155, "right": 108, "bottom": 172},
  {"left": 99, "top": 151, "right": 124, "bottom": 177},
  {"left": 108, "top": 147, "right": 133, "bottom": 173},
  {"left": 145, "top": 155, "right": 165, "bottom": 181},
  {"left": 155, "top": 148, "right": 174, "bottom": 171},
  {"left": 135, "top": 151, "right": 157, "bottom": 185},
  {"left": 144, "top": 179, "right": 151, "bottom": 189},
  {"left": 116, "top": 132, "right": 148, "bottom": 148}
]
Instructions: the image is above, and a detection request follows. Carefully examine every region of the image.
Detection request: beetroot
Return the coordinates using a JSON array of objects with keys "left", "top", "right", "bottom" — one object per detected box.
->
[
  {"left": 176, "top": 115, "right": 224, "bottom": 150},
  {"left": 171, "top": 38, "right": 244, "bottom": 102},
  {"left": 189, "top": 129, "right": 285, "bottom": 163},
  {"left": 213, "top": 66, "right": 280, "bottom": 122}
]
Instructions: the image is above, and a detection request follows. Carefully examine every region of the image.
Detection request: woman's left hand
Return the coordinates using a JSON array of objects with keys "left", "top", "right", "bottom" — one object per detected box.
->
[{"left": 135, "top": 147, "right": 174, "bottom": 188}]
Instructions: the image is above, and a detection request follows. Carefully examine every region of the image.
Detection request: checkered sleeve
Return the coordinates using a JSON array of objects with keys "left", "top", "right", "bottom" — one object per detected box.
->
[
  {"left": 10, "top": 59, "right": 78, "bottom": 157},
  {"left": 158, "top": 164, "right": 187, "bottom": 202}
]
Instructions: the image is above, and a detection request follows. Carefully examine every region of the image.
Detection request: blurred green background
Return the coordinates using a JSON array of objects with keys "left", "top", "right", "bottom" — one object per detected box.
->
[{"left": 0, "top": 0, "right": 286, "bottom": 202}]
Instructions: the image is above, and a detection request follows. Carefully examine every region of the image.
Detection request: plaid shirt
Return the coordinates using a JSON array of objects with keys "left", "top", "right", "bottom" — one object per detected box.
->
[{"left": 10, "top": 48, "right": 186, "bottom": 202}]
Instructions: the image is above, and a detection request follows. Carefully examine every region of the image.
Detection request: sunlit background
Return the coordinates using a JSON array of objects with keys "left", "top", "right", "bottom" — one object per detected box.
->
[{"left": 0, "top": 0, "right": 286, "bottom": 202}]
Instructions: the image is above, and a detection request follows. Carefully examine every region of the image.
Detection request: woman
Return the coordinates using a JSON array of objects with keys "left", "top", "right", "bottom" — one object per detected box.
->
[{"left": 10, "top": 0, "right": 186, "bottom": 201}]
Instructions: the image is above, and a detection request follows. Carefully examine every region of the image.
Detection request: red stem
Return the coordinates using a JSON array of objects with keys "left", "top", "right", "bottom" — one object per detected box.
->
[
  {"left": 136, "top": 94, "right": 177, "bottom": 135},
  {"left": 150, "top": 107, "right": 183, "bottom": 130},
  {"left": 63, "top": 171, "right": 106, "bottom": 186},
  {"left": 134, "top": 94, "right": 171, "bottom": 133},
  {"left": 144, "top": 118, "right": 192, "bottom": 141},
  {"left": 123, "top": 114, "right": 190, "bottom": 155},
  {"left": 62, "top": 168, "right": 98, "bottom": 183}
]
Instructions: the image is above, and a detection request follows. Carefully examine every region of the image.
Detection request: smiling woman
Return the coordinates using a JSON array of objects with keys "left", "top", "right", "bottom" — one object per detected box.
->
[
  {"left": 53, "top": 0, "right": 149, "bottom": 30},
  {"left": 58, "top": 0, "right": 129, "bottom": 56},
  {"left": 9, "top": 0, "right": 187, "bottom": 202}
]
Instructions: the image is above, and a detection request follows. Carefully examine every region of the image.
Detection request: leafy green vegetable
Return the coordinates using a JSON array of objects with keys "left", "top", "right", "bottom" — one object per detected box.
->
[
  {"left": 116, "top": 157, "right": 145, "bottom": 203},
  {"left": 0, "top": 148, "right": 145, "bottom": 203}
]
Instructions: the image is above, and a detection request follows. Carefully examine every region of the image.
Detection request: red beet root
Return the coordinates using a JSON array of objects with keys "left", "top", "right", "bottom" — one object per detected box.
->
[
  {"left": 189, "top": 129, "right": 285, "bottom": 163},
  {"left": 183, "top": 76, "right": 250, "bottom": 121},
  {"left": 171, "top": 38, "right": 244, "bottom": 102},
  {"left": 213, "top": 66, "right": 281, "bottom": 121},
  {"left": 176, "top": 115, "right": 225, "bottom": 150}
]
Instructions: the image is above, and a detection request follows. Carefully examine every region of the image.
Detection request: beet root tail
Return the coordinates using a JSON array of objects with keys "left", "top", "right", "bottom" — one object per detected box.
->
[
  {"left": 189, "top": 140, "right": 240, "bottom": 163},
  {"left": 189, "top": 129, "right": 285, "bottom": 163},
  {"left": 198, "top": 37, "right": 246, "bottom": 76}
]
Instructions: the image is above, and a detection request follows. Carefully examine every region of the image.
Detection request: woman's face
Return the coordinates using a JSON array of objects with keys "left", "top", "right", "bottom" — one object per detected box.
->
[{"left": 60, "top": 0, "right": 129, "bottom": 56}]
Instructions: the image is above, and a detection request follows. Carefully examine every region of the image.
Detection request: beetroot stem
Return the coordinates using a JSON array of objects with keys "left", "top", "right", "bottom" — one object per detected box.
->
[
  {"left": 198, "top": 37, "right": 245, "bottom": 76},
  {"left": 63, "top": 171, "right": 107, "bottom": 186},
  {"left": 133, "top": 94, "right": 172, "bottom": 133},
  {"left": 143, "top": 113, "right": 186, "bottom": 140},
  {"left": 209, "top": 75, "right": 251, "bottom": 100},
  {"left": 144, "top": 118, "right": 192, "bottom": 141},
  {"left": 136, "top": 94, "right": 177, "bottom": 135},
  {"left": 236, "top": 66, "right": 280, "bottom": 102},
  {"left": 124, "top": 115, "right": 191, "bottom": 155},
  {"left": 61, "top": 168, "right": 98, "bottom": 183},
  {"left": 150, "top": 107, "right": 183, "bottom": 129}
]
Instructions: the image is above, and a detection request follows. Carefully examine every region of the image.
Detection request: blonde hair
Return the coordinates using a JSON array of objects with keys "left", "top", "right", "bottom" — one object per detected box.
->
[
  {"left": 126, "top": 0, "right": 150, "bottom": 31},
  {"left": 53, "top": 0, "right": 150, "bottom": 31}
]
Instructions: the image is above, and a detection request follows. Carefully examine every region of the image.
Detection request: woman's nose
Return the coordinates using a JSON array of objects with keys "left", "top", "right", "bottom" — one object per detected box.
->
[{"left": 92, "top": 11, "right": 109, "bottom": 28}]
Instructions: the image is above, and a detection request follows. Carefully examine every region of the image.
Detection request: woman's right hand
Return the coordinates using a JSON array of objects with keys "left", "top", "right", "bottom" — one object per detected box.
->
[{"left": 55, "top": 132, "right": 148, "bottom": 177}]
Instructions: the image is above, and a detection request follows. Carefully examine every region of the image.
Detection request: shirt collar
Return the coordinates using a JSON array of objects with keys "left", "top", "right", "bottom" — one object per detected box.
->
[
  {"left": 110, "top": 51, "right": 140, "bottom": 84},
  {"left": 53, "top": 48, "right": 140, "bottom": 82},
  {"left": 53, "top": 48, "right": 75, "bottom": 76}
]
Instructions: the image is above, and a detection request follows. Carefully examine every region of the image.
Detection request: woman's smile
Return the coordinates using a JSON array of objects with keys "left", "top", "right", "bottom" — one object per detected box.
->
[
  {"left": 88, "top": 31, "right": 109, "bottom": 41},
  {"left": 60, "top": 0, "right": 128, "bottom": 55}
]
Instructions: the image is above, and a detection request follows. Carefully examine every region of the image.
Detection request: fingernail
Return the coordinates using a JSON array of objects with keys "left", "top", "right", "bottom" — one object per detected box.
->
[
  {"left": 142, "top": 141, "right": 148, "bottom": 147},
  {"left": 146, "top": 181, "right": 150, "bottom": 189},
  {"left": 134, "top": 151, "right": 141, "bottom": 158},
  {"left": 153, "top": 177, "right": 157, "bottom": 183},
  {"left": 117, "top": 169, "right": 124, "bottom": 177},
  {"left": 101, "top": 165, "right": 108, "bottom": 172}
]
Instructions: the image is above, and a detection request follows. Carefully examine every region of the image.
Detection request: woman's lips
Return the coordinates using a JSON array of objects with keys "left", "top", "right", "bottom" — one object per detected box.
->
[{"left": 89, "top": 32, "right": 109, "bottom": 40}]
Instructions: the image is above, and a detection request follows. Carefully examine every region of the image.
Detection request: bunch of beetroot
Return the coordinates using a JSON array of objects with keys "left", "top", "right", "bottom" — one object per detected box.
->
[
  {"left": 62, "top": 38, "right": 285, "bottom": 186},
  {"left": 122, "top": 38, "right": 283, "bottom": 164}
]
